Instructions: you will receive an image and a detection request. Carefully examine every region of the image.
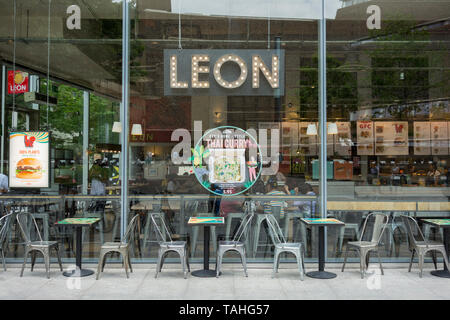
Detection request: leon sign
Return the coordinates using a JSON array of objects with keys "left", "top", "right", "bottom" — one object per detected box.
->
[
  {"left": 8, "top": 70, "right": 29, "bottom": 94},
  {"left": 164, "top": 49, "right": 284, "bottom": 96}
]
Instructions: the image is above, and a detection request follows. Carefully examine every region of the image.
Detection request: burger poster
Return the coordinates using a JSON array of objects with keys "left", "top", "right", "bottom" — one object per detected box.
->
[
  {"left": 9, "top": 132, "right": 50, "bottom": 188},
  {"left": 374, "top": 122, "right": 409, "bottom": 156},
  {"left": 430, "top": 122, "right": 448, "bottom": 155}
]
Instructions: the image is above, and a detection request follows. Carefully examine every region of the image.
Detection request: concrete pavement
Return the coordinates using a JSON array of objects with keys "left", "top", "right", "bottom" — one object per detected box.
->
[{"left": 0, "top": 263, "right": 449, "bottom": 300}]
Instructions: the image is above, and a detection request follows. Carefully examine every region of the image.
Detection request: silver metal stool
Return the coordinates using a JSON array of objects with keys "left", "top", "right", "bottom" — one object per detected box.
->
[
  {"left": 96, "top": 214, "right": 140, "bottom": 280},
  {"left": 151, "top": 212, "right": 190, "bottom": 279},
  {"left": 16, "top": 212, "right": 63, "bottom": 279},
  {"left": 265, "top": 214, "right": 305, "bottom": 280},
  {"left": 341, "top": 212, "right": 389, "bottom": 279},
  {"left": 216, "top": 212, "right": 255, "bottom": 277}
]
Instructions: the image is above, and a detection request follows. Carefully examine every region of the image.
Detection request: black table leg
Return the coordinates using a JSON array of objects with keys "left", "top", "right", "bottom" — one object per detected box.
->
[
  {"left": 431, "top": 228, "right": 450, "bottom": 278},
  {"left": 307, "top": 226, "right": 337, "bottom": 279},
  {"left": 63, "top": 226, "right": 95, "bottom": 277},
  {"left": 192, "top": 225, "right": 216, "bottom": 277}
]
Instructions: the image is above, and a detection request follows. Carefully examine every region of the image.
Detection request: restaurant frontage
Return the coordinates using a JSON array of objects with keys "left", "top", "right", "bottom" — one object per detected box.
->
[{"left": 0, "top": 0, "right": 449, "bottom": 278}]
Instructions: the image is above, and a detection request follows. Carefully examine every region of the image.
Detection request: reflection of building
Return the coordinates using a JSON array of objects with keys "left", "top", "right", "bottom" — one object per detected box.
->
[{"left": 337, "top": 0, "right": 450, "bottom": 21}]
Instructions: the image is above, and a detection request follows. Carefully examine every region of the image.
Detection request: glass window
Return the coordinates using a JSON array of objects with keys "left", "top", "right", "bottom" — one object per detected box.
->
[
  {"left": 128, "top": 0, "right": 321, "bottom": 263},
  {"left": 0, "top": 0, "right": 123, "bottom": 264},
  {"left": 326, "top": 0, "right": 450, "bottom": 262}
]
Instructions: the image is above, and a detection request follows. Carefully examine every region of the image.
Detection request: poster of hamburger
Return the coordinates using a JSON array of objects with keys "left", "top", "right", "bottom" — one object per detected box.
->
[
  {"left": 374, "top": 122, "right": 409, "bottom": 155},
  {"left": 9, "top": 132, "right": 50, "bottom": 188}
]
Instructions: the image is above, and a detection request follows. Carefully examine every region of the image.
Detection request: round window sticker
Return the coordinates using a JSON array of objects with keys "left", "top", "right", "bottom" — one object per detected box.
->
[{"left": 192, "top": 126, "right": 262, "bottom": 196}]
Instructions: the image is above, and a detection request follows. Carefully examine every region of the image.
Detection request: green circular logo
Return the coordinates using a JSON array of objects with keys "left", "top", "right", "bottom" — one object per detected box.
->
[{"left": 192, "top": 126, "right": 262, "bottom": 196}]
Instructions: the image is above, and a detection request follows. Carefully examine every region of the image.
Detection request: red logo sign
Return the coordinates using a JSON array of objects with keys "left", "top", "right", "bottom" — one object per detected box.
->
[
  {"left": 394, "top": 124, "right": 404, "bottom": 133},
  {"left": 24, "top": 135, "right": 36, "bottom": 148},
  {"left": 359, "top": 121, "right": 372, "bottom": 129},
  {"left": 8, "top": 71, "right": 29, "bottom": 94}
]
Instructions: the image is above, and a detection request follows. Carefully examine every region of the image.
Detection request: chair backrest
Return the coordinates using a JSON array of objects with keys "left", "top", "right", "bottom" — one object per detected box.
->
[
  {"left": 400, "top": 215, "right": 425, "bottom": 249},
  {"left": 265, "top": 214, "right": 286, "bottom": 245},
  {"left": 0, "top": 212, "right": 13, "bottom": 247},
  {"left": 123, "top": 214, "right": 140, "bottom": 244},
  {"left": 243, "top": 200, "right": 256, "bottom": 215},
  {"left": 232, "top": 212, "right": 255, "bottom": 242},
  {"left": 359, "top": 212, "right": 389, "bottom": 244},
  {"left": 150, "top": 212, "right": 172, "bottom": 243},
  {"left": 16, "top": 212, "right": 43, "bottom": 243},
  {"left": 185, "top": 201, "right": 199, "bottom": 215}
]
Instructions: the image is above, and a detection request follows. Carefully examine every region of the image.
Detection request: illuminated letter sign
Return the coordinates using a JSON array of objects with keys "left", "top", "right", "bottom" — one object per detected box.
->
[{"left": 164, "top": 49, "right": 284, "bottom": 96}]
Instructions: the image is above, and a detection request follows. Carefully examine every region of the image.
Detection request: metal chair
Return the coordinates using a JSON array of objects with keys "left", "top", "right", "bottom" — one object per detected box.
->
[
  {"left": 253, "top": 204, "right": 282, "bottom": 258},
  {"left": 143, "top": 203, "right": 165, "bottom": 251},
  {"left": 216, "top": 212, "right": 255, "bottom": 277},
  {"left": 16, "top": 212, "right": 63, "bottom": 279},
  {"left": 400, "top": 215, "right": 450, "bottom": 278},
  {"left": 265, "top": 214, "right": 305, "bottom": 280},
  {"left": 335, "top": 211, "right": 361, "bottom": 254},
  {"left": 82, "top": 200, "right": 104, "bottom": 245},
  {"left": 0, "top": 212, "right": 13, "bottom": 271},
  {"left": 341, "top": 212, "right": 389, "bottom": 279},
  {"left": 96, "top": 214, "right": 140, "bottom": 280},
  {"left": 152, "top": 212, "right": 190, "bottom": 279}
]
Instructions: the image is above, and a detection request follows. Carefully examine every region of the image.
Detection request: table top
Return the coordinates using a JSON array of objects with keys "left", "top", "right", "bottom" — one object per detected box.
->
[
  {"left": 188, "top": 217, "right": 224, "bottom": 226},
  {"left": 300, "top": 218, "right": 345, "bottom": 226},
  {"left": 131, "top": 201, "right": 181, "bottom": 211},
  {"left": 55, "top": 218, "right": 101, "bottom": 226},
  {"left": 421, "top": 219, "right": 450, "bottom": 228}
]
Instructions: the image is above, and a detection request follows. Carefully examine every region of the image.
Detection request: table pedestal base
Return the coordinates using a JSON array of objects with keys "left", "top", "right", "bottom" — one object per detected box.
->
[
  {"left": 430, "top": 270, "right": 450, "bottom": 278},
  {"left": 306, "top": 271, "right": 337, "bottom": 279},
  {"left": 63, "top": 269, "right": 95, "bottom": 278},
  {"left": 191, "top": 270, "right": 216, "bottom": 278}
]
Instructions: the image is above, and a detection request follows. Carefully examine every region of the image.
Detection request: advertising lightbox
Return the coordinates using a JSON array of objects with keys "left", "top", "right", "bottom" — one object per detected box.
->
[{"left": 9, "top": 132, "right": 50, "bottom": 189}]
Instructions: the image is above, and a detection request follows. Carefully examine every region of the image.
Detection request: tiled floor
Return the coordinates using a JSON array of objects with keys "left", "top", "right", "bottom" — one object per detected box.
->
[{"left": 0, "top": 263, "right": 449, "bottom": 300}]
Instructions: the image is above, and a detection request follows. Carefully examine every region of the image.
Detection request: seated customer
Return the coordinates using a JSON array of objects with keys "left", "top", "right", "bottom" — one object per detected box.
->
[
  {"left": 293, "top": 183, "right": 316, "bottom": 217},
  {"left": 263, "top": 179, "right": 288, "bottom": 218}
]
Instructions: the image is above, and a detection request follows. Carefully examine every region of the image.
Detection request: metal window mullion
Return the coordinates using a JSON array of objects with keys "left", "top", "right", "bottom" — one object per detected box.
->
[
  {"left": 82, "top": 91, "right": 89, "bottom": 195},
  {"left": 120, "top": 0, "right": 130, "bottom": 242},
  {"left": 319, "top": 1, "right": 328, "bottom": 257},
  {"left": 1, "top": 65, "right": 5, "bottom": 174}
]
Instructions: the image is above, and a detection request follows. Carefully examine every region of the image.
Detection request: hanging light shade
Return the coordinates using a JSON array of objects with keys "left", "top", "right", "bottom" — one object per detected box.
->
[
  {"left": 328, "top": 122, "right": 338, "bottom": 135},
  {"left": 131, "top": 124, "right": 143, "bottom": 135},
  {"left": 306, "top": 123, "right": 317, "bottom": 136},
  {"left": 112, "top": 121, "right": 122, "bottom": 133}
]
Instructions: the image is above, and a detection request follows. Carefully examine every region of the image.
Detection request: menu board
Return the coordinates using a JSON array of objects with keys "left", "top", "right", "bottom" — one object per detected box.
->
[
  {"left": 374, "top": 122, "right": 408, "bottom": 155},
  {"left": 298, "top": 122, "right": 318, "bottom": 156},
  {"left": 356, "top": 121, "right": 374, "bottom": 155},
  {"left": 334, "top": 122, "right": 352, "bottom": 156},
  {"left": 430, "top": 122, "right": 448, "bottom": 155},
  {"left": 9, "top": 132, "right": 50, "bottom": 188},
  {"left": 414, "top": 122, "right": 431, "bottom": 155}
]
